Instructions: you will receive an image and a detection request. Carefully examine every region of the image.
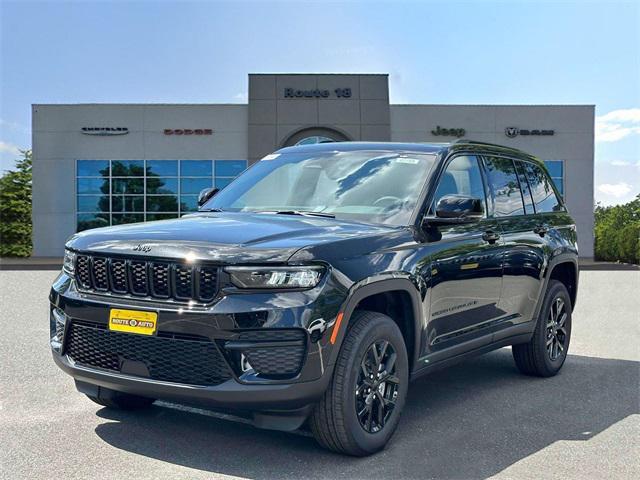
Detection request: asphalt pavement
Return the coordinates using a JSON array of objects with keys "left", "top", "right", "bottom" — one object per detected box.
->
[{"left": 1, "top": 269, "right": 638, "bottom": 480}]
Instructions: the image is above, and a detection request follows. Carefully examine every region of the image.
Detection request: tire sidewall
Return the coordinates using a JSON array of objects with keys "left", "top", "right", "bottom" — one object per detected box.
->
[
  {"left": 339, "top": 315, "right": 409, "bottom": 453},
  {"left": 537, "top": 281, "right": 572, "bottom": 373}
]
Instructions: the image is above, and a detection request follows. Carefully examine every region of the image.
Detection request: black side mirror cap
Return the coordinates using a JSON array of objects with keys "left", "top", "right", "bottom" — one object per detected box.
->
[
  {"left": 197, "top": 187, "right": 219, "bottom": 207},
  {"left": 423, "top": 194, "right": 484, "bottom": 226}
]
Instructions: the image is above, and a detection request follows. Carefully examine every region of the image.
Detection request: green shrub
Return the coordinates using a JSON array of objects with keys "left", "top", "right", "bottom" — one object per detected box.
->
[
  {"left": 594, "top": 194, "right": 640, "bottom": 264},
  {"left": 0, "top": 149, "right": 32, "bottom": 257}
]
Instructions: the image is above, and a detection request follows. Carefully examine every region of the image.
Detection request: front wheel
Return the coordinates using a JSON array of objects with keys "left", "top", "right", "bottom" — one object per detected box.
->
[
  {"left": 310, "top": 310, "right": 409, "bottom": 456},
  {"left": 512, "top": 280, "right": 572, "bottom": 377}
]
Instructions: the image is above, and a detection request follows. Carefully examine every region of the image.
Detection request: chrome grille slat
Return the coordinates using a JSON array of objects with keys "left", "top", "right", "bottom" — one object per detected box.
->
[{"left": 74, "top": 254, "right": 218, "bottom": 303}]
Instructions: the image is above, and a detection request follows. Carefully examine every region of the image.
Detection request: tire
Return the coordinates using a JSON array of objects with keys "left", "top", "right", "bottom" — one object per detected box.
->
[
  {"left": 86, "top": 389, "right": 155, "bottom": 410},
  {"left": 512, "top": 280, "right": 572, "bottom": 377},
  {"left": 310, "top": 310, "right": 409, "bottom": 456}
]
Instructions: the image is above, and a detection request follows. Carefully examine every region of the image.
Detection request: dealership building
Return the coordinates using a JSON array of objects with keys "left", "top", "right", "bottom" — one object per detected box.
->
[{"left": 32, "top": 73, "right": 595, "bottom": 257}]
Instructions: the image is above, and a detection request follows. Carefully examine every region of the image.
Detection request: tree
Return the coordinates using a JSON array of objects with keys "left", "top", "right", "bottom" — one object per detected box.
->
[
  {"left": 0, "top": 149, "right": 32, "bottom": 257},
  {"left": 594, "top": 194, "right": 640, "bottom": 264}
]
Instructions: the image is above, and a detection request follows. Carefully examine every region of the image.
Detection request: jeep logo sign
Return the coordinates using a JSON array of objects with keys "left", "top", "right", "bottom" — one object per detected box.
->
[
  {"left": 505, "top": 127, "right": 554, "bottom": 138},
  {"left": 431, "top": 126, "right": 466, "bottom": 138}
]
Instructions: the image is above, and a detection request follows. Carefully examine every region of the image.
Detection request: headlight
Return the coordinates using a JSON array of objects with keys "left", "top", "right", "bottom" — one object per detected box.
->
[
  {"left": 226, "top": 266, "right": 324, "bottom": 289},
  {"left": 63, "top": 249, "right": 76, "bottom": 275}
]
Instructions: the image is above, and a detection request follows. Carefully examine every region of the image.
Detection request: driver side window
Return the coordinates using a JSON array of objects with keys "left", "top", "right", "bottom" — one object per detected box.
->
[{"left": 430, "top": 155, "right": 486, "bottom": 215}]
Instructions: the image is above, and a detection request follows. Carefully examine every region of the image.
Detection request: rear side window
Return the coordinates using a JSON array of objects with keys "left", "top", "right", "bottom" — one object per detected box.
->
[
  {"left": 522, "top": 162, "right": 563, "bottom": 213},
  {"left": 514, "top": 161, "right": 535, "bottom": 214},
  {"left": 484, "top": 157, "right": 525, "bottom": 217}
]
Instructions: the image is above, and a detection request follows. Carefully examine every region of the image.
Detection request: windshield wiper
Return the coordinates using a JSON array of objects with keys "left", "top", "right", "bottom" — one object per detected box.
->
[
  {"left": 258, "top": 210, "right": 335, "bottom": 218},
  {"left": 199, "top": 207, "right": 224, "bottom": 212}
]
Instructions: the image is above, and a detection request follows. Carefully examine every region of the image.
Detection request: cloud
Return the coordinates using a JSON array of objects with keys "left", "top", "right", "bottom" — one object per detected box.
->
[
  {"left": 610, "top": 160, "right": 631, "bottom": 166},
  {"left": 232, "top": 92, "right": 248, "bottom": 103},
  {"left": 0, "top": 141, "right": 21, "bottom": 156},
  {"left": 595, "top": 108, "right": 640, "bottom": 142},
  {"left": 597, "top": 182, "right": 633, "bottom": 198}
]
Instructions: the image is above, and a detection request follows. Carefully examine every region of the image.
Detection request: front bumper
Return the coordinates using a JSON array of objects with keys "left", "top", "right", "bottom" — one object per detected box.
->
[
  {"left": 52, "top": 351, "right": 331, "bottom": 411},
  {"left": 49, "top": 270, "right": 346, "bottom": 414}
]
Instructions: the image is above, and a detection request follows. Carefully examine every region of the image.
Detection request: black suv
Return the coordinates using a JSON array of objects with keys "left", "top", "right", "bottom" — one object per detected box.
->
[{"left": 51, "top": 141, "right": 578, "bottom": 455}]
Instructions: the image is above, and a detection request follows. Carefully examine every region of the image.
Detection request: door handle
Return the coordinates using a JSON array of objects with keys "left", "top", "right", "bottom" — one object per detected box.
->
[
  {"left": 482, "top": 230, "right": 500, "bottom": 244},
  {"left": 534, "top": 224, "right": 549, "bottom": 237}
]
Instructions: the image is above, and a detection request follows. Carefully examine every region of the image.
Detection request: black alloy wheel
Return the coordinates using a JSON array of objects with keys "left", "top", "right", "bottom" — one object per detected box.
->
[
  {"left": 355, "top": 340, "right": 400, "bottom": 433},
  {"left": 546, "top": 297, "right": 568, "bottom": 361},
  {"left": 513, "top": 279, "right": 572, "bottom": 377},
  {"left": 310, "top": 310, "right": 409, "bottom": 456}
]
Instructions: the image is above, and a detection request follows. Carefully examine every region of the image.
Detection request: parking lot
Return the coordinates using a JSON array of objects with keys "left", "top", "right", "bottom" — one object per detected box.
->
[{"left": 1, "top": 268, "right": 638, "bottom": 480}]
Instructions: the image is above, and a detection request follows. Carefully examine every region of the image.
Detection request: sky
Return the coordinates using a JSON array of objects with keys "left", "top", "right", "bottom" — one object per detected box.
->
[{"left": 1, "top": 0, "right": 638, "bottom": 205}]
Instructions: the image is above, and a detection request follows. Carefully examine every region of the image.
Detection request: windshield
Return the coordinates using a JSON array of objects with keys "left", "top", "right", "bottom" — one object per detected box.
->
[{"left": 202, "top": 150, "right": 437, "bottom": 225}]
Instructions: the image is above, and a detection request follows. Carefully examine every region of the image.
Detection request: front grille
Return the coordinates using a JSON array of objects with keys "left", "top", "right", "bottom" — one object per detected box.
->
[
  {"left": 74, "top": 254, "right": 219, "bottom": 303},
  {"left": 65, "top": 322, "right": 232, "bottom": 386}
]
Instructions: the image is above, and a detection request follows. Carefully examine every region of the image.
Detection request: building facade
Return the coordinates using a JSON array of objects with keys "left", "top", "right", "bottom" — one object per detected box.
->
[{"left": 32, "top": 73, "right": 594, "bottom": 257}]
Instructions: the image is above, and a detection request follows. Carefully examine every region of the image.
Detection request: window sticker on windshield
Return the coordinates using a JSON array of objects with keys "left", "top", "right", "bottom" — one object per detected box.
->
[
  {"left": 261, "top": 154, "right": 280, "bottom": 161},
  {"left": 396, "top": 157, "right": 419, "bottom": 164}
]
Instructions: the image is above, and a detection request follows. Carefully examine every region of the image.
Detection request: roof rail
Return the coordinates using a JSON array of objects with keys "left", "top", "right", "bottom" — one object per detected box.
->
[
  {"left": 452, "top": 139, "right": 506, "bottom": 148},
  {"left": 451, "top": 138, "right": 537, "bottom": 156}
]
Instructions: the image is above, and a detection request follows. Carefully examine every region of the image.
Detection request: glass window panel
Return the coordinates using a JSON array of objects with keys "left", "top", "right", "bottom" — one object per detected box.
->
[
  {"left": 181, "top": 160, "right": 212, "bottom": 177},
  {"left": 77, "top": 195, "right": 109, "bottom": 212},
  {"left": 552, "top": 178, "right": 564, "bottom": 195},
  {"left": 215, "top": 160, "right": 246, "bottom": 177},
  {"left": 146, "top": 213, "right": 179, "bottom": 221},
  {"left": 215, "top": 177, "right": 234, "bottom": 189},
  {"left": 484, "top": 157, "right": 525, "bottom": 217},
  {"left": 146, "top": 160, "right": 178, "bottom": 177},
  {"left": 180, "top": 195, "right": 199, "bottom": 212},
  {"left": 146, "top": 177, "right": 178, "bottom": 194},
  {"left": 111, "top": 160, "right": 144, "bottom": 177},
  {"left": 112, "top": 178, "right": 144, "bottom": 194},
  {"left": 77, "top": 178, "right": 109, "bottom": 195},
  {"left": 181, "top": 177, "right": 213, "bottom": 194},
  {"left": 77, "top": 160, "right": 109, "bottom": 177},
  {"left": 112, "top": 214, "right": 144, "bottom": 225},
  {"left": 523, "top": 162, "right": 562, "bottom": 213},
  {"left": 147, "top": 195, "right": 179, "bottom": 212},
  {"left": 77, "top": 213, "right": 110, "bottom": 232},
  {"left": 544, "top": 160, "right": 563, "bottom": 178},
  {"left": 514, "top": 161, "right": 535, "bottom": 215},
  {"left": 431, "top": 155, "right": 486, "bottom": 215},
  {"left": 112, "top": 195, "right": 145, "bottom": 212}
]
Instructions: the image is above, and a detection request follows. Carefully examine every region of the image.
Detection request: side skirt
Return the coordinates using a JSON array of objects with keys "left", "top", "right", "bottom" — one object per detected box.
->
[{"left": 410, "top": 325, "right": 534, "bottom": 381}]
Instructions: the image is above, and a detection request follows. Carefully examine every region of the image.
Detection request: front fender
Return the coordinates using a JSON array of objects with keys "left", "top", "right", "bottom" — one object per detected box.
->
[{"left": 325, "top": 275, "right": 424, "bottom": 373}]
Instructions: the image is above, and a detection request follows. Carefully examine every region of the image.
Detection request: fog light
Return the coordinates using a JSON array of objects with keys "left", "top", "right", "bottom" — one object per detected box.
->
[
  {"left": 50, "top": 308, "right": 67, "bottom": 351},
  {"left": 240, "top": 353, "right": 253, "bottom": 373}
]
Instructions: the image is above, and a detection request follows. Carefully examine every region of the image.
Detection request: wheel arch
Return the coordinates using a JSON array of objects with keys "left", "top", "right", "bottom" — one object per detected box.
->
[
  {"left": 536, "top": 255, "right": 579, "bottom": 320},
  {"left": 329, "top": 278, "right": 423, "bottom": 374}
]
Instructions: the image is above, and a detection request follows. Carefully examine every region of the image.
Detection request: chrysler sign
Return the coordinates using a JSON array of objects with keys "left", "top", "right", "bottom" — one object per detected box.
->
[{"left": 81, "top": 127, "right": 128, "bottom": 135}]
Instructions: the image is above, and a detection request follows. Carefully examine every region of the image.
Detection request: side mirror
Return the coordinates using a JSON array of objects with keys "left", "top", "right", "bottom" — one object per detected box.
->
[
  {"left": 424, "top": 194, "right": 483, "bottom": 226},
  {"left": 197, "top": 187, "right": 219, "bottom": 207}
]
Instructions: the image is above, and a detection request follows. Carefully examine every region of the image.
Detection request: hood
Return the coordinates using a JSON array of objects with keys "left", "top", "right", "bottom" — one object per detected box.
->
[{"left": 66, "top": 212, "right": 397, "bottom": 264}]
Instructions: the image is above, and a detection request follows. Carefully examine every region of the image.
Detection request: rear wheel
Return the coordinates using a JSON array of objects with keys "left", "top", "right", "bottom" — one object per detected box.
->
[
  {"left": 310, "top": 310, "right": 409, "bottom": 456},
  {"left": 513, "top": 280, "right": 572, "bottom": 377},
  {"left": 86, "top": 389, "right": 155, "bottom": 410}
]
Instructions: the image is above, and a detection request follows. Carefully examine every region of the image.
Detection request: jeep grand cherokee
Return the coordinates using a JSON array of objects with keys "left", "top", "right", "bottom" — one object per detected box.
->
[{"left": 51, "top": 141, "right": 578, "bottom": 456}]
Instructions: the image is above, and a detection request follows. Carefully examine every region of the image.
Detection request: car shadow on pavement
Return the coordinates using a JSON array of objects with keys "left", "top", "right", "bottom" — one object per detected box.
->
[{"left": 94, "top": 349, "right": 639, "bottom": 479}]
